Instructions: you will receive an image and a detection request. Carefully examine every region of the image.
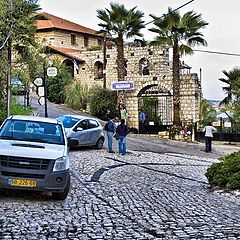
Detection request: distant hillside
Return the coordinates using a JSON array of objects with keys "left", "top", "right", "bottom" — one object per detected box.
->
[{"left": 207, "top": 100, "right": 220, "bottom": 107}]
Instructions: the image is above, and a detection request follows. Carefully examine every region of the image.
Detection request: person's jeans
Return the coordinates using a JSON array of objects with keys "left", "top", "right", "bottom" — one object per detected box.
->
[
  {"left": 139, "top": 121, "right": 146, "bottom": 133},
  {"left": 205, "top": 136, "right": 213, "bottom": 152},
  {"left": 118, "top": 136, "right": 126, "bottom": 155},
  {"left": 107, "top": 131, "right": 114, "bottom": 152}
]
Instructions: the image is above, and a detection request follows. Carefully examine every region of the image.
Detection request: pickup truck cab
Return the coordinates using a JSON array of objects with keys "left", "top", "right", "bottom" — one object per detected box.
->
[{"left": 0, "top": 115, "right": 77, "bottom": 200}]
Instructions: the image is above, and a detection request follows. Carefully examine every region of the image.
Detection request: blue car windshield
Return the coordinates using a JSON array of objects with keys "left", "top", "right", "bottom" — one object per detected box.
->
[
  {"left": 0, "top": 120, "right": 65, "bottom": 145},
  {"left": 58, "top": 116, "right": 80, "bottom": 128}
]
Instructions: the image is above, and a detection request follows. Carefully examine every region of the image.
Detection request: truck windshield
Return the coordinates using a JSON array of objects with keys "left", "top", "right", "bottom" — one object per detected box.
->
[{"left": 0, "top": 119, "right": 65, "bottom": 145}]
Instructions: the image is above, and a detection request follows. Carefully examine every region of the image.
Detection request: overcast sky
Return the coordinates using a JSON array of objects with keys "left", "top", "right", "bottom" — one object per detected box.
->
[{"left": 40, "top": 0, "right": 240, "bottom": 100}]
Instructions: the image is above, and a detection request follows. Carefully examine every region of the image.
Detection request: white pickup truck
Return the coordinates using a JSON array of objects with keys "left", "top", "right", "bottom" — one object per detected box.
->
[{"left": 0, "top": 115, "right": 77, "bottom": 200}]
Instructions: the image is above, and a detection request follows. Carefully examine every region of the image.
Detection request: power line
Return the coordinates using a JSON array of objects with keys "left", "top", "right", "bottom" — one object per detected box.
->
[
  {"left": 0, "top": 29, "right": 12, "bottom": 50},
  {"left": 193, "top": 49, "right": 240, "bottom": 57},
  {"left": 0, "top": 0, "right": 13, "bottom": 51},
  {"left": 145, "top": 0, "right": 194, "bottom": 26}
]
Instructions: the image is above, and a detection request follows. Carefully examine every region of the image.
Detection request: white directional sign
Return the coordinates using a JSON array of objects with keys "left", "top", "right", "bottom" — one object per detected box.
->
[
  {"left": 38, "top": 86, "right": 45, "bottom": 97},
  {"left": 47, "top": 66, "right": 57, "bottom": 77},
  {"left": 34, "top": 77, "right": 43, "bottom": 86},
  {"left": 224, "top": 122, "right": 231, "bottom": 128},
  {"left": 38, "top": 97, "right": 45, "bottom": 105},
  {"left": 111, "top": 81, "right": 134, "bottom": 91}
]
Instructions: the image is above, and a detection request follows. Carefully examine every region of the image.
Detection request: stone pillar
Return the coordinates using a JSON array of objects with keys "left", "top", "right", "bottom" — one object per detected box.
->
[{"left": 125, "top": 96, "right": 139, "bottom": 129}]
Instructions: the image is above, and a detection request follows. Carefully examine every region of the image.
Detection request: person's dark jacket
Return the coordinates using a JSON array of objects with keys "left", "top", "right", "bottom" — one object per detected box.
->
[
  {"left": 116, "top": 123, "right": 128, "bottom": 137},
  {"left": 105, "top": 120, "right": 115, "bottom": 133}
]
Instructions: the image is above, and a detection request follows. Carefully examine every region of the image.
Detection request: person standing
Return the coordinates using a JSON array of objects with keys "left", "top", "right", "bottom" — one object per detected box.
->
[
  {"left": 138, "top": 109, "right": 146, "bottom": 133},
  {"left": 116, "top": 119, "right": 128, "bottom": 155},
  {"left": 120, "top": 104, "right": 128, "bottom": 124},
  {"left": 104, "top": 116, "right": 116, "bottom": 153},
  {"left": 203, "top": 122, "right": 217, "bottom": 152}
]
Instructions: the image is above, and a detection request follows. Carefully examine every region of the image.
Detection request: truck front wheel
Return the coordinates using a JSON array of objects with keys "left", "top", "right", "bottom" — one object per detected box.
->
[{"left": 52, "top": 176, "right": 70, "bottom": 200}]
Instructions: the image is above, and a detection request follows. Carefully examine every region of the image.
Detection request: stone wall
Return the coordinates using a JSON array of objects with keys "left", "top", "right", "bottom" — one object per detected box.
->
[
  {"left": 36, "top": 30, "right": 202, "bottom": 130},
  {"left": 36, "top": 30, "right": 100, "bottom": 50},
  {"left": 74, "top": 46, "right": 201, "bottom": 129}
]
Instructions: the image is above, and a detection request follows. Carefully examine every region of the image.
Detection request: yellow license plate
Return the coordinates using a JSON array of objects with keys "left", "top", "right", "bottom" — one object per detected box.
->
[{"left": 10, "top": 179, "right": 37, "bottom": 187}]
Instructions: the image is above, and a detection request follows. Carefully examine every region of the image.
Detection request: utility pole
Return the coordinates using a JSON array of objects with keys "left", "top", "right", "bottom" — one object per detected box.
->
[
  {"left": 6, "top": 0, "right": 13, "bottom": 117},
  {"left": 7, "top": 37, "right": 11, "bottom": 117},
  {"left": 103, "top": 33, "right": 107, "bottom": 89}
]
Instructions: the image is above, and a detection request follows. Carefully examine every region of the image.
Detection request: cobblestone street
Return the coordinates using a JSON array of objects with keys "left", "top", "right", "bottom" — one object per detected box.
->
[{"left": 1, "top": 148, "right": 240, "bottom": 240}]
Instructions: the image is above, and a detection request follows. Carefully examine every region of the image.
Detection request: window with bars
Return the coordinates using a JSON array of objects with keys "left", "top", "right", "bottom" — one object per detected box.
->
[
  {"left": 84, "top": 36, "right": 89, "bottom": 47},
  {"left": 71, "top": 34, "right": 76, "bottom": 45}
]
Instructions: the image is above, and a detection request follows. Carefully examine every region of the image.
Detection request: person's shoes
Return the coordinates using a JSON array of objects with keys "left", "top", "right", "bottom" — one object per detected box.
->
[{"left": 108, "top": 150, "right": 115, "bottom": 153}]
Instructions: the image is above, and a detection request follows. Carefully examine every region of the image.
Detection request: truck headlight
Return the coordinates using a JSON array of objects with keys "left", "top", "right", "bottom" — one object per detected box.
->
[{"left": 53, "top": 156, "right": 69, "bottom": 172}]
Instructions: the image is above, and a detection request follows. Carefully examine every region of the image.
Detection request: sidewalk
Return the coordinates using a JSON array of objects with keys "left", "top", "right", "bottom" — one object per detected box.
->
[{"left": 132, "top": 133, "right": 240, "bottom": 158}]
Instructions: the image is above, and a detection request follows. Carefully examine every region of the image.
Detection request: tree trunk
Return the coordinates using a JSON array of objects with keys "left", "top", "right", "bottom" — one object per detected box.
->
[
  {"left": 172, "top": 41, "right": 181, "bottom": 126},
  {"left": 115, "top": 34, "right": 125, "bottom": 108}
]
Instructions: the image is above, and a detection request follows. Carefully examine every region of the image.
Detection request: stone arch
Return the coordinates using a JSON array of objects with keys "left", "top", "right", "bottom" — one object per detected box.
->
[
  {"left": 62, "top": 59, "right": 74, "bottom": 78},
  {"left": 94, "top": 61, "right": 103, "bottom": 79},
  {"left": 139, "top": 58, "right": 149, "bottom": 76},
  {"left": 137, "top": 84, "right": 157, "bottom": 97},
  {"left": 137, "top": 84, "right": 173, "bottom": 126}
]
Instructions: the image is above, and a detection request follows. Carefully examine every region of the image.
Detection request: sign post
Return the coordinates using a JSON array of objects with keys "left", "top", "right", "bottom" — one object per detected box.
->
[
  {"left": 43, "top": 65, "right": 48, "bottom": 117},
  {"left": 33, "top": 66, "right": 58, "bottom": 117}
]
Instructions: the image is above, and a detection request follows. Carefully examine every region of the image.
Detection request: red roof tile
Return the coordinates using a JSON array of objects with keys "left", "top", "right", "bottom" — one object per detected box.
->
[
  {"left": 37, "top": 12, "right": 100, "bottom": 37},
  {"left": 47, "top": 45, "right": 85, "bottom": 63}
]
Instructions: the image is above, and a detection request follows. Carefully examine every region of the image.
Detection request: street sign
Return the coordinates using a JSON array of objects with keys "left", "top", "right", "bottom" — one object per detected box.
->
[
  {"left": 38, "top": 97, "right": 45, "bottom": 105},
  {"left": 47, "top": 66, "right": 57, "bottom": 77},
  {"left": 111, "top": 81, "right": 134, "bottom": 91},
  {"left": 224, "top": 122, "right": 231, "bottom": 128},
  {"left": 212, "top": 121, "right": 220, "bottom": 127},
  {"left": 34, "top": 77, "right": 43, "bottom": 86},
  {"left": 38, "top": 86, "right": 45, "bottom": 97}
]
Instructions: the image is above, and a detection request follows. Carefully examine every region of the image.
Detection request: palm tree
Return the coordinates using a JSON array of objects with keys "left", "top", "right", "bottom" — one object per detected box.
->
[
  {"left": 149, "top": 8, "right": 208, "bottom": 126},
  {"left": 0, "top": 0, "right": 42, "bottom": 97},
  {"left": 219, "top": 67, "right": 240, "bottom": 106},
  {"left": 199, "top": 99, "right": 217, "bottom": 126},
  {"left": 97, "top": 2, "right": 145, "bottom": 107}
]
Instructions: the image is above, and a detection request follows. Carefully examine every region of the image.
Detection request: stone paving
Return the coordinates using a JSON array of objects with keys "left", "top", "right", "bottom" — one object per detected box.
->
[{"left": 0, "top": 149, "right": 240, "bottom": 240}]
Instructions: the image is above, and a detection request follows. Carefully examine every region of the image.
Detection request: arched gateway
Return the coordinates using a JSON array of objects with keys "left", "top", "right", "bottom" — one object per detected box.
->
[{"left": 137, "top": 84, "right": 173, "bottom": 126}]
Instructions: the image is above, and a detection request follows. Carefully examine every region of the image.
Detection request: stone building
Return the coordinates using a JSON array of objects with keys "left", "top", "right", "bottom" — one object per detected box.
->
[{"left": 36, "top": 13, "right": 201, "bottom": 130}]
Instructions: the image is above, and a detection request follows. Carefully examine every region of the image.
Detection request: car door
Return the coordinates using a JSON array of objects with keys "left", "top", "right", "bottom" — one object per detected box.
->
[
  {"left": 72, "top": 119, "right": 92, "bottom": 146},
  {"left": 87, "top": 119, "right": 101, "bottom": 145}
]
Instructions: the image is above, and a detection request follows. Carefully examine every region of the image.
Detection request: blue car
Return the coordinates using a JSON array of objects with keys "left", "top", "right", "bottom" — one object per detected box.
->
[
  {"left": 57, "top": 115, "right": 105, "bottom": 149},
  {"left": 11, "top": 78, "right": 25, "bottom": 95}
]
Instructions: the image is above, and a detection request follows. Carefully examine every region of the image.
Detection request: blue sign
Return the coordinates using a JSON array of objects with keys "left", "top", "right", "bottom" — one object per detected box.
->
[{"left": 111, "top": 81, "right": 134, "bottom": 91}]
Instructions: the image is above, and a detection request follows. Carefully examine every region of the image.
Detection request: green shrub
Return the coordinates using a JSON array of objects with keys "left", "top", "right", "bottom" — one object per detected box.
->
[
  {"left": 205, "top": 151, "right": 240, "bottom": 190},
  {"left": 0, "top": 98, "right": 32, "bottom": 124},
  {"left": 168, "top": 125, "right": 181, "bottom": 139},
  {"left": 0, "top": 99, "right": 6, "bottom": 124},
  {"left": 47, "top": 61, "right": 72, "bottom": 104},
  {"left": 64, "top": 81, "right": 89, "bottom": 110},
  {"left": 86, "top": 45, "right": 102, "bottom": 51},
  {"left": 88, "top": 85, "right": 117, "bottom": 120}
]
